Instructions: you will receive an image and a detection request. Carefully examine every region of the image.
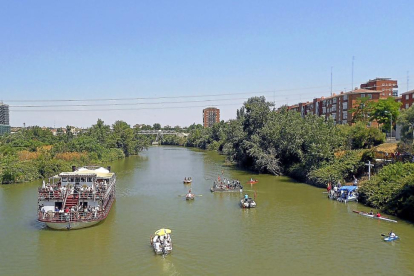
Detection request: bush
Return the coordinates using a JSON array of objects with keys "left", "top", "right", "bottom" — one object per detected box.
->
[{"left": 358, "top": 162, "right": 414, "bottom": 221}]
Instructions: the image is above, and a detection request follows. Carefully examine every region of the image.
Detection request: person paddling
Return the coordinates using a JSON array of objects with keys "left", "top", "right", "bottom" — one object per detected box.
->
[
  {"left": 389, "top": 230, "right": 396, "bottom": 238},
  {"left": 376, "top": 212, "right": 381, "bottom": 218}
]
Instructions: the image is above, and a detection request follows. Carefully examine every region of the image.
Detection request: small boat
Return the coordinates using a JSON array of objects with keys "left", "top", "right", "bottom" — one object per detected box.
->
[
  {"left": 183, "top": 178, "right": 192, "bottom": 184},
  {"left": 240, "top": 197, "right": 256, "bottom": 208},
  {"left": 384, "top": 235, "right": 399, "bottom": 242},
  {"left": 336, "top": 186, "right": 358, "bottom": 203},
  {"left": 150, "top": 228, "right": 173, "bottom": 255},
  {"left": 248, "top": 179, "right": 258, "bottom": 184},
  {"left": 210, "top": 178, "right": 243, "bottom": 193},
  {"left": 185, "top": 193, "right": 195, "bottom": 200},
  {"left": 210, "top": 186, "right": 243, "bottom": 193},
  {"left": 352, "top": 210, "right": 398, "bottom": 223}
]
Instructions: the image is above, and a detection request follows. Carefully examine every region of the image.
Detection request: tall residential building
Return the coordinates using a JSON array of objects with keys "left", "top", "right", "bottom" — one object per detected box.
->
[
  {"left": 360, "top": 78, "right": 398, "bottom": 97},
  {"left": 203, "top": 107, "right": 220, "bottom": 128},
  {"left": 0, "top": 102, "right": 10, "bottom": 135},
  {"left": 400, "top": 89, "right": 414, "bottom": 110}
]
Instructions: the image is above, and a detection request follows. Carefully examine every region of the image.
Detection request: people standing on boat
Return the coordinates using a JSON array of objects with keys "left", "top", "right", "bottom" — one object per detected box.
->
[
  {"left": 337, "top": 180, "right": 342, "bottom": 188},
  {"left": 327, "top": 182, "right": 331, "bottom": 192},
  {"left": 244, "top": 194, "right": 248, "bottom": 201},
  {"left": 353, "top": 175, "right": 358, "bottom": 186}
]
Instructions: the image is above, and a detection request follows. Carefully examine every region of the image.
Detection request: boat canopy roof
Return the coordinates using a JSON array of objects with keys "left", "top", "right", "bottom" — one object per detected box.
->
[
  {"left": 59, "top": 167, "right": 114, "bottom": 178},
  {"left": 339, "top": 186, "right": 358, "bottom": 192}
]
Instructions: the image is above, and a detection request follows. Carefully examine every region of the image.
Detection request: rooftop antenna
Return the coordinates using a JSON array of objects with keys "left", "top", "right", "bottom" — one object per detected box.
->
[
  {"left": 330, "top": 66, "right": 333, "bottom": 96},
  {"left": 352, "top": 56, "right": 355, "bottom": 91}
]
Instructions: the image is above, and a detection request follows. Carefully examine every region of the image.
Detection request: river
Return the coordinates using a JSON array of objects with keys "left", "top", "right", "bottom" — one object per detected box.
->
[{"left": 1, "top": 146, "right": 413, "bottom": 276}]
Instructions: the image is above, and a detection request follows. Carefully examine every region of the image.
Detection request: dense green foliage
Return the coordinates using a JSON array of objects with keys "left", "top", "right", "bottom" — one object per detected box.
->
[
  {"left": 358, "top": 163, "right": 414, "bottom": 221},
  {"left": 186, "top": 96, "right": 383, "bottom": 182},
  {"left": 397, "top": 105, "right": 414, "bottom": 144},
  {"left": 0, "top": 119, "right": 150, "bottom": 183}
]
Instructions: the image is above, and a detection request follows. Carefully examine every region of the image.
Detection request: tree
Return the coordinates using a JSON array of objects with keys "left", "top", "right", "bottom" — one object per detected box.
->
[
  {"left": 370, "top": 97, "right": 401, "bottom": 132},
  {"left": 350, "top": 96, "right": 373, "bottom": 123},
  {"left": 397, "top": 105, "right": 414, "bottom": 143},
  {"left": 88, "top": 119, "right": 111, "bottom": 145},
  {"left": 153, "top": 123, "right": 161, "bottom": 130},
  {"left": 110, "top": 121, "right": 134, "bottom": 156}
]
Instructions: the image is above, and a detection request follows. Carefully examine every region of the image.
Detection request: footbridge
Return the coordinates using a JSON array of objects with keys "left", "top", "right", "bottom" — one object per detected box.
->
[{"left": 136, "top": 130, "right": 188, "bottom": 145}]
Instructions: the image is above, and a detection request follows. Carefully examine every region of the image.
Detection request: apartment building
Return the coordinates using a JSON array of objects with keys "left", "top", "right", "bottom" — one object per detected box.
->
[
  {"left": 203, "top": 107, "right": 220, "bottom": 128},
  {"left": 360, "top": 78, "right": 398, "bottom": 97},
  {"left": 400, "top": 89, "right": 414, "bottom": 110},
  {"left": 0, "top": 102, "right": 10, "bottom": 135}
]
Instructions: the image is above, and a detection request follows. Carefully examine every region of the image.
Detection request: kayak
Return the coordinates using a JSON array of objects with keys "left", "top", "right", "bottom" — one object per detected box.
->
[
  {"left": 384, "top": 236, "right": 399, "bottom": 242},
  {"left": 352, "top": 210, "right": 398, "bottom": 223},
  {"left": 248, "top": 180, "right": 258, "bottom": 184}
]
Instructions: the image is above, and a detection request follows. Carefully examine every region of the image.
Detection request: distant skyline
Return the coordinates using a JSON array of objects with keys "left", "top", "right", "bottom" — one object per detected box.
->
[{"left": 1, "top": 1, "right": 413, "bottom": 128}]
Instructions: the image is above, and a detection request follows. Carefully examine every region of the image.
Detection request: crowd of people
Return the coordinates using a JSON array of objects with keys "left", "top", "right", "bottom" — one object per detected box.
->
[
  {"left": 39, "top": 203, "right": 102, "bottom": 221},
  {"left": 212, "top": 176, "right": 243, "bottom": 191},
  {"left": 152, "top": 234, "right": 172, "bottom": 254}
]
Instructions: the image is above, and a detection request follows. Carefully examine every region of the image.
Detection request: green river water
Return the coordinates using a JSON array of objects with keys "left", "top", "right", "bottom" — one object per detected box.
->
[{"left": 1, "top": 146, "right": 414, "bottom": 276}]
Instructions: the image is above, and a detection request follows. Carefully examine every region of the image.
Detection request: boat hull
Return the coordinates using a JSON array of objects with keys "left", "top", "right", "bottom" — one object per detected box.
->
[
  {"left": 384, "top": 236, "right": 399, "bottom": 242},
  {"left": 45, "top": 219, "right": 101, "bottom": 230},
  {"left": 211, "top": 188, "right": 242, "bottom": 193},
  {"left": 240, "top": 199, "right": 256, "bottom": 208},
  {"left": 353, "top": 210, "right": 398, "bottom": 223}
]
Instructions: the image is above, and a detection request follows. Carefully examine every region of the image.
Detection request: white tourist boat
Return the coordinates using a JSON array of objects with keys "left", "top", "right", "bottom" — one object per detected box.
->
[{"left": 37, "top": 166, "right": 116, "bottom": 230}]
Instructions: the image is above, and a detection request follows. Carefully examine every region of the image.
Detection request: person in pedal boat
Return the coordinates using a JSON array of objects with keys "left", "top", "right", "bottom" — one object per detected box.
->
[{"left": 389, "top": 230, "right": 396, "bottom": 238}]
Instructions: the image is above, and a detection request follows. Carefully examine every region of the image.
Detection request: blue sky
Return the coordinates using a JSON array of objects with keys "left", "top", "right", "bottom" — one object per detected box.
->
[{"left": 1, "top": 0, "right": 413, "bottom": 128}]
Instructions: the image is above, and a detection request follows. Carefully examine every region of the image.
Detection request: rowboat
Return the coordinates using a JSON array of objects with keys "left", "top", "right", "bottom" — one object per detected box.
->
[
  {"left": 185, "top": 193, "right": 195, "bottom": 200},
  {"left": 240, "top": 197, "right": 256, "bottom": 208},
  {"left": 352, "top": 210, "right": 398, "bottom": 223},
  {"left": 183, "top": 179, "right": 192, "bottom": 184},
  {"left": 384, "top": 235, "right": 399, "bottom": 242}
]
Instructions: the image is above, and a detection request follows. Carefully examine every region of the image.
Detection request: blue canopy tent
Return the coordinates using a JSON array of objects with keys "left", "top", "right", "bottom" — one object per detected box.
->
[{"left": 339, "top": 186, "right": 358, "bottom": 192}]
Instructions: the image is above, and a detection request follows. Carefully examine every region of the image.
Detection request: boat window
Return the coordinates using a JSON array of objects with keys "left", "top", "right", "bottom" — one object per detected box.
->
[
  {"left": 69, "top": 177, "right": 74, "bottom": 182},
  {"left": 61, "top": 177, "right": 68, "bottom": 182},
  {"left": 75, "top": 177, "right": 80, "bottom": 183},
  {"left": 80, "top": 177, "right": 85, "bottom": 182},
  {"left": 87, "top": 177, "right": 93, "bottom": 182}
]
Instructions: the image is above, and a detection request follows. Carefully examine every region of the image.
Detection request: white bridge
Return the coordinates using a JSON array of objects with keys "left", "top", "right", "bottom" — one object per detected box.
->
[{"left": 136, "top": 130, "right": 187, "bottom": 145}]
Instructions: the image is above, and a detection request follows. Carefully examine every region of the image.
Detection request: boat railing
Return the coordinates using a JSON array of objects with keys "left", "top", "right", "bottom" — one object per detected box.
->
[
  {"left": 38, "top": 209, "right": 108, "bottom": 222},
  {"left": 38, "top": 188, "right": 108, "bottom": 200}
]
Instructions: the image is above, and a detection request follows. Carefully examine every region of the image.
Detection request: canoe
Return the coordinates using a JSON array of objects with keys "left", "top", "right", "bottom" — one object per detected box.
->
[
  {"left": 248, "top": 180, "right": 258, "bottom": 184},
  {"left": 352, "top": 210, "right": 397, "bottom": 223},
  {"left": 384, "top": 236, "right": 399, "bottom": 242}
]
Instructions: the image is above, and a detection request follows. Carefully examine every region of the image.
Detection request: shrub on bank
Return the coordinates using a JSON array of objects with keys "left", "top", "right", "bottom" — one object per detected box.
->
[
  {"left": 307, "top": 150, "right": 368, "bottom": 187},
  {"left": 358, "top": 162, "right": 414, "bottom": 221}
]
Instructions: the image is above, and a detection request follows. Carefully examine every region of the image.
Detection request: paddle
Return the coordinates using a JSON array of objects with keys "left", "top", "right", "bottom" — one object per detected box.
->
[{"left": 381, "top": 234, "right": 387, "bottom": 237}]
